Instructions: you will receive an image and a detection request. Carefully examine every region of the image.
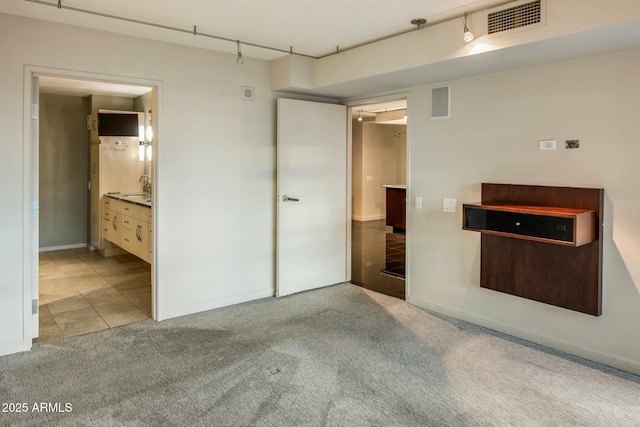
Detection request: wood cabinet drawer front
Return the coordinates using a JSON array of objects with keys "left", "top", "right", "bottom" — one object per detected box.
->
[
  {"left": 109, "top": 199, "right": 124, "bottom": 213},
  {"left": 121, "top": 202, "right": 141, "bottom": 219},
  {"left": 122, "top": 214, "right": 136, "bottom": 231}
]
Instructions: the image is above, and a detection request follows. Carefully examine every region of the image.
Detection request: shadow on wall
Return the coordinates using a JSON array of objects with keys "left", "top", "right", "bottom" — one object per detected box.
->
[{"left": 605, "top": 192, "right": 640, "bottom": 300}]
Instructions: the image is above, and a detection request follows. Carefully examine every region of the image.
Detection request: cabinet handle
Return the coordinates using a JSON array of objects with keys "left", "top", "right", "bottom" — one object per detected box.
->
[
  {"left": 136, "top": 225, "right": 141, "bottom": 241},
  {"left": 113, "top": 216, "right": 117, "bottom": 230}
]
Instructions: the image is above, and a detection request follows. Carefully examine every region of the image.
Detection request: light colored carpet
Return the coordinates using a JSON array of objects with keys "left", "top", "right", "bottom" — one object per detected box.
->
[{"left": 0, "top": 284, "right": 638, "bottom": 426}]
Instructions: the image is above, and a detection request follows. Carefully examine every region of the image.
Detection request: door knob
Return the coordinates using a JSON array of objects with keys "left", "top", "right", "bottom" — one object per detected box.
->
[{"left": 283, "top": 195, "right": 299, "bottom": 202}]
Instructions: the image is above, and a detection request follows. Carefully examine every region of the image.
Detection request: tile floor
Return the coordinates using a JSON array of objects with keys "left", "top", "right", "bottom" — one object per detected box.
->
[
  {"left": 37, "top": 248, "right": 151, "bottom": 343},
  {"left": 351, "top": 220, "right": 406, "bottom": 299}
]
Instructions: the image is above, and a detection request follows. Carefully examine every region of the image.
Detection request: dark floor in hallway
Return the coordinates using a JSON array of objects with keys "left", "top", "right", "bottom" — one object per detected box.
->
[{"left": 351, "top": 219, "right": 405, "bottom": 299}]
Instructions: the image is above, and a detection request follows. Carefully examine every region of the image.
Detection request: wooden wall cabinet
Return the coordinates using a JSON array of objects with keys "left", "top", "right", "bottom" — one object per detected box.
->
[
  {"left": 464, "top": 183, "right": 604, "bottom": 316},
  {"left": 463, "top": 203, "right": 596, "bottom": 247}
]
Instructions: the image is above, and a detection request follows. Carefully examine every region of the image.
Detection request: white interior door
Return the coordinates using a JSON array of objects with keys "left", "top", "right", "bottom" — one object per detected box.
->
[{"left": 276, "top": 98, "right": 348, "bottom": 297}]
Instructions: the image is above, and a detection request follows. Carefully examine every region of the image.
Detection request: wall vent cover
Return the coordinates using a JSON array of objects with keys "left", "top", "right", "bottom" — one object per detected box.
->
[{"left": 488, "top": 0, "right": 542, "bottom": 35}]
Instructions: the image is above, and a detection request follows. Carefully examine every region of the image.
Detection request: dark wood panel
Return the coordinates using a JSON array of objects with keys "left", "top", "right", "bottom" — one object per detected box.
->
[
  {"left": 385, "top": 188, "right": 406, "bottom": 230},
  {"left": 478, "top": 183, "right": 603, "bottom": 316}
]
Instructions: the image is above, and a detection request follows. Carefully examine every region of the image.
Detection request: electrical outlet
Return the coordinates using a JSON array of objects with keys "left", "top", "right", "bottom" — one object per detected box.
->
[
  {"left": 565, "top": 140, "right": 580, "bottom": 149},
  {"left": 539, "top": 140, "right": 556, "bottom": 150}
]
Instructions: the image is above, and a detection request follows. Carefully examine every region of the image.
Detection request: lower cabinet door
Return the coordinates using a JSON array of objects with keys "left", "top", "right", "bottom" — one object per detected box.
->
[
  {"left": 121, "top": 228, "right": 134, "bottom": 252},
  {"left": 132, "top": 219, "right": 150, "bottom": 263}
]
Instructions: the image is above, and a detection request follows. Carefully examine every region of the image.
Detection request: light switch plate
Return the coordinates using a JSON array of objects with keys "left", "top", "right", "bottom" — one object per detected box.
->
[
  {"left": 443, "top": 198, "right": 456, "bottom": 213},
  {"left": 539, "top": 140, "right": 556, "bottom": 150},
  {"left": 415, "top": 196, "right": 422, "bottom": 209}
]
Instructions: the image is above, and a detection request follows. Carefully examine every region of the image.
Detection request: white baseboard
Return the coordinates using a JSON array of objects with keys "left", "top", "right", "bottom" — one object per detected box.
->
[
  {"left": 0, "top": 339, "right": 31, "bottom": 357},
  {"left": 160, "top": 287, "right": 274, "bottom": 321},
  {"left": 39, "top": 243, "right": 88, "bottom": 252},
  {"left": 352, "top": 214, "right": 385, "bottom": 221},
  {"left": 407, "top": 295, "right": 640, "bottom": 376}
]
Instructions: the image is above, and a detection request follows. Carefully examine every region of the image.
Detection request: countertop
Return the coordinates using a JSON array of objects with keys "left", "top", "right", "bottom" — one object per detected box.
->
[
  {"left": 382, "top": 184, "right": 406, "bottom": 189},
  {"left": 106, "top": 193, "right": 152, "bottom": 208}
]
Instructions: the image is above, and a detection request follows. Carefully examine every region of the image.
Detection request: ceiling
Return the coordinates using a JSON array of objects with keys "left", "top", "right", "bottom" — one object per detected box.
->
[
  {"left": 6, "top": 1, "right": 640, "bottom": 100},
  {"left": 1, "top": 0, "right": 500, "bottom": 60}
]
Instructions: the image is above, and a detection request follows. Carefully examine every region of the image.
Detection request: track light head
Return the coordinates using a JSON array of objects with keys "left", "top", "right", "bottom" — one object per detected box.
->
[
  {"left": 236, "top": 40, "right": 244, "bottom": 64},
  {"left": 463, "top": 12, "right": 474, "bottom": 42}
]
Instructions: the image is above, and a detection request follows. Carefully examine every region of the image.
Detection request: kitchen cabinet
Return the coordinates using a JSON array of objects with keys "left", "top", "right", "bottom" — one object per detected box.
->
[{"left": 384, "top": 186, "right": 406, "bottom": 232}]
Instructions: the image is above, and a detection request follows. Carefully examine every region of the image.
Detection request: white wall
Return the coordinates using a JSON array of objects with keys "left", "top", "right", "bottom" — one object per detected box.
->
[
  {"left": 0, "top": 13, "right": 275, "bottom": 355},
  {"left": 39, "top": 93, "right": 89, "bottom": 249},
  {"left": 352, "top": 121, "right": 406, "bottom": 221},
  {"left": 406, "top": 50, "right": 640, "bottom": 374}
]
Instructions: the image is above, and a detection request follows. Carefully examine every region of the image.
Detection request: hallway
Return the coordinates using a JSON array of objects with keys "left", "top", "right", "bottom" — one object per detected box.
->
[
  {"left": 37, "top": 248, "right": 151, "bottom": 342},
  {"left": 351, "top": 219, "right": 405, "bottom": 299}
]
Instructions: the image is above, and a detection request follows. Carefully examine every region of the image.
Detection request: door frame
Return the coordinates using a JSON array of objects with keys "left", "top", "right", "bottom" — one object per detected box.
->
[
  {"left": 23, "top": 65, "right": 163, "bottom": 345},
  {"left": 344, "top": 92, "right": 411, "bottom": 297}
]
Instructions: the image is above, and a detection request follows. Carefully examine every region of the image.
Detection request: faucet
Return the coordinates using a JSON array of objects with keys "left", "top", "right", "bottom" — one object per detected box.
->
[{"left": 139, "top": 174, "right": 152, "bottom": 195}]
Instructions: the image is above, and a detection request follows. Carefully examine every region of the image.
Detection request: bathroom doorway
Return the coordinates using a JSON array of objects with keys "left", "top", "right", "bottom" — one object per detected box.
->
[
  {"left": 350, "top": 98, "right": 408, "bottom": 299},
  {"left": 31, "top": 72, "right": 158, "bottom": 342}
]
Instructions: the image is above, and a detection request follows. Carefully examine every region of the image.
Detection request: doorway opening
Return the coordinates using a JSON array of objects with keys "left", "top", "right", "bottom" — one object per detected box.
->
[
  {"left": 34, "top": 75, "right": 157, "bottom": 342},
  {"left": 350, "top": 98, "right": 407, "bottom": 299}
]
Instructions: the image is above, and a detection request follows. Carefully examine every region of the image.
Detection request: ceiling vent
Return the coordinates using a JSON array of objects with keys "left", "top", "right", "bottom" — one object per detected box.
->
[{"left": 488, "top": 0, "right": 544, "bottom": 35}]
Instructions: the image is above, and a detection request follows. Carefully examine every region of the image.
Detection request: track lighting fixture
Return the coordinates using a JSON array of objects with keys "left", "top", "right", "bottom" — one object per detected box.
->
[
  {"left": 463, "top": 12, "right": 474, "bottom": 42},
  {"left": 41, "top": 0, "right": 503, "bottom": 59},
  {"left": 236, "top": 40, "right": 244, "bottom": 64}
]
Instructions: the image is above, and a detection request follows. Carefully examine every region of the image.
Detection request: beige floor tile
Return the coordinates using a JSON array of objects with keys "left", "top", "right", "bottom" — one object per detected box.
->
[
  {"left": 59, "top": 317, "right": 109, "bottom": 338},
  {"left": 34, "top": 322, "right": 63, "bottom": 342},
  {"left": 40, "top": 278, "right": 77, "bottom": 293},
  {"left": 120, "top": 286, "right": 152, "bottom": 301},
  {"left": 39, "top": 303, "right": 51, "bottom": 317},
  {"left": 100, "top": 308, "right": 149, "bottom": 328},
  {"left": 38, "top": 249, "right": 153, "bottom": 343},
  {"left": 52, "top": 257, "right": 85, "bottom": 267},
  {"left": 38, "top": 264, "right": 61, "bottom": 278},
  {"left": 40, "top": 285, "right": 82, "bottom": 305},
  {"left": 46, "top": 295, "right": 92, "bottom": 316},
  {"left": 92, "top": 300, "right": 139, "bottom": 316},
  {"left": 57, "top": 262, "right": 96, "bottom": 274},
  {"left": 134, "top": 300, "right": 152, "bottom": 317},
  {"left": 104, "top": 274, "right": 151, "bottom": 291},
  {"left": 82, "top": 286, "right": 129, "bottom": 306},
  {"left": 52, "top": 306, "right": 102, "bottom": 325},
  {"left": 71, "top": 276, "right": 112, "bottom": 294}
]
